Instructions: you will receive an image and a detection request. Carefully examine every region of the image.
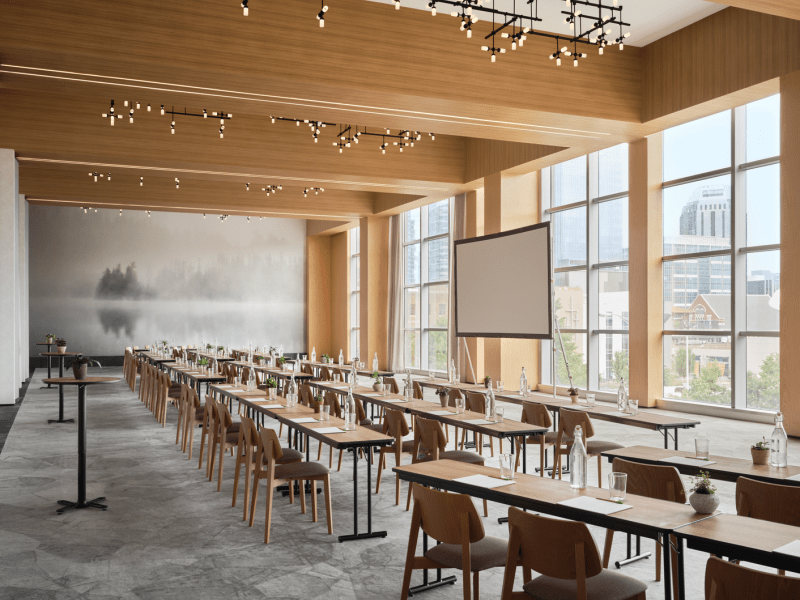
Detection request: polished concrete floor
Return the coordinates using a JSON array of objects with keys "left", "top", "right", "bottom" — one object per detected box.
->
[{"left": 0, "top": 368, "right": 796, "bottom": 600}]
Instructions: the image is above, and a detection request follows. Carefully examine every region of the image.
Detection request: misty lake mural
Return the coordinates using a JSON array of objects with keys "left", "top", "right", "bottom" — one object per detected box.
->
[{"left": 29, "top": 206, "right": 306, "bottom": 356}]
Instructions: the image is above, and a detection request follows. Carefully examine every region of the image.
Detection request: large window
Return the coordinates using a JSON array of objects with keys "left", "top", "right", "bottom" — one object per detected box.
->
[
  {"left": 541, "top": 145, "right": 630, "bottom": 393},
  {"left": 349, "top": 227, "right": 360, "bottom": 361},
  {"left": 403, "top": 199, "right": 451, "bottom": 372},
  {"left": 662, "top": 95, "right": 780, "bottom": 411}
]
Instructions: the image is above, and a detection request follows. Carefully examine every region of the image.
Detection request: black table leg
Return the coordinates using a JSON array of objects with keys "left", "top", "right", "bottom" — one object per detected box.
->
[
  {"left": 339, "top": 445, "right": 388, "bottom": 542},
  {"left": 662, "top": 533, "right": 672, "bottom": 600},
  {"left": 676, "top": 536, "right": 685, "bottom": 600},
  {"left": 615, "top": 533, "right": 651, "bottom": 568},
  {"left": 56, "top": 384, "right": 106, "bottom": 514},
  {"left": 49, "top": 356, "right": 74, "bottom": 424}
]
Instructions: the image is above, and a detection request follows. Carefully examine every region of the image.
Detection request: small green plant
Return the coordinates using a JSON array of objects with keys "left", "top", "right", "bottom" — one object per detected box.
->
[
  {"left": 313, "top": 394, "right": 324, "bottom": 404},
  {"left": 197, "top": 358, "right": 209, "bottom": 367},
  {"left": 322, "top": 354, "right": 331, "bottom": 362},
  {"left": 217, "top": 345, "right": 224, "bottom": 351},
  {"left": 435, "top": 387, "right": 449, "bottom": 398},
  {"left": 65, "top": 357, "right": 102, "bottom": 369},
  {"left": 753, "top": 437, "right": 769, "bottom": 450},
  {"left": 161, "top": 340, "right": 168, "bottom": 346},
  {"left": 371, "top": 371, "right": 381, "bottom": 381},
  {"left": 690, "top": 470, "right": 716, "bottom": 495},
  {"left": 56, "top": 338, "right": 67, "bottom": 347},
  {"left": 206, "top": 343, "right": 213, "bottom": 350},
  {"left": 266, "top": 377, "right": 277, "bottom": 388},
  {"left": 483, "top": 375, "right": 491, "bottom": 383},
  {"left": 277, "top": 357, "right": 286, "bottom": 366},
  {"left": 568, "top": 386, "right": 579, "bottom": 396},
  {"left": 269, "top": 346, "right": 278, "bottom": 354},
  {"left": 45, "top": 333, "right": 55, "bottom": 339}
]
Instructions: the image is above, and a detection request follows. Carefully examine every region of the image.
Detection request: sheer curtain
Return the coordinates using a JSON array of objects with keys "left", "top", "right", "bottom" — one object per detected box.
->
[
  {"left": 386, "top": 214, "right": 404, "bottom": 372},
  {"left": 449, "top": 195, "right": 466, "bottom": 380}
]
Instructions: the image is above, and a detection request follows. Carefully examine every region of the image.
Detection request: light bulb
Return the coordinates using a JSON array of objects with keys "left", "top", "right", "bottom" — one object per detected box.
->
[
  {"left": 147, "top": 104, "right": 151, "bottom": 112},
  {"left": 619, "top": 42, "right": 624, "bottom": 50},
  {"left": 599, "top": 47, "right": 603, "bottom": 55},
  {"left": 107, "top": 173, "right": 111, "bottom": 181},
  {"left": 557, "top": 57, "right": 561, "bottom": 66},
  {"left": 314, "top": 138, "right": 318, "bottom": 143},
  {"left": 394, "top": 0, "right": 400, "bottom": 9},
  {"left": 339, "top": 148, "right": 342, "bottom": 153},
  {"left": 431, "top": 7, "right": 436, "bottom": 15},
  {"left": 246, "top": 183, "right": 250, "bottom": 190},
  {"left": 271, "top": 117, "right": 275, "bottom": 123},
  {"left": 467, "top": 29, "right": 471, "bottom": 38},
  {"left": 319, "top": 17, "right": 324, "bottom": 27},
  {"left": 512, "top": 41, "right": 516, "bottom": 50},
  {"left": 84, "top": 208, "right": 87, "bottom": 213},
  {"left": 140, "top": 177, "right": 143, "bottom": 186},
  {"left": 491, "top": 54, "right": 496, "bottom": 62},
  {"left": 136, "top": 102, "right": 140, "bottom": 109},
  {"left": 574, "top": 58, "right": 578, "bottom": 66},
  {"left": 160, "top": 105, "right": 165, "bottom": 115},
  {"left": 110, "top": 118, "right": 115, "bottom": 126},
  {"left": 519, "top": 38, "right": 524, "bottom": 47},
  {"left": 119, "top": 209, "right": 122, "bottom": 215},
  {"left": 203, "top": 214, "right": 206, "bottom": 218},
  {"left": 124, "top": 100, "right": 128, "bottom": 107},
  {"left": 243, "top": 5, "right": 248, "bottom": 15}
]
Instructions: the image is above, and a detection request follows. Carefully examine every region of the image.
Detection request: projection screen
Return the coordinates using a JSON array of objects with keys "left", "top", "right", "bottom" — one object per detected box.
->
[{"left": 454, "top": 222, "right": 552, "bottom": 339}]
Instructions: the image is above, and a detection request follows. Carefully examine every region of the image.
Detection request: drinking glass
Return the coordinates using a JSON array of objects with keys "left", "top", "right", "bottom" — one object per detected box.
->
[
  {"left": 609, "top": 472, "right": 627, "bottom": 502},
  {"left": 695, "top": 437, "right": 710, "bottom": 460},
  {"left": 586, "top": 393, "right": 596, "bottom": 407},
  {"left": 494, "top": 407, "right": 504, "bottom": 423},
  {"left": 321, "top": 405, "right": 330, "bottom": 421},
  {"left": 499, "top": 453, "right": 515, "bottom": 480},
  {"left": 302, "top": 354, "right": 307, "bottom": 362},
  {"left": 269, "top": 388, "right": 276, "bottom": 400},
  {"left": 628, "top": 398, "right": 639, "bottom": 415},
  {"left": 497, "top": 380, "right": 504, "bottom": 392},
  {"left": 526, "top": 385, "right": 531, "bottom": 397},
  {"left": 333, "top": 374, "right": 340, "bottom": 384},
  {"left": 455, "top": 398, "right": 465, "bottom": 414},
  {"left": 429, "top": 371, "right": 435, "bottom": 381}
]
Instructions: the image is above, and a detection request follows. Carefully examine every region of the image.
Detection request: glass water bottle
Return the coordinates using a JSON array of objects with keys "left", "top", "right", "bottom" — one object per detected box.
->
[
  {"left": 617, "top": 378, "right": 628, "bottom": 412},
  {"left": 344, "top": 389, "right": 357, "bottom": 430},
  {"left": 373, "top": 352, "right": 379, "bottom": 372},
  {"left": 486, "top": 386, "right": 497, "bottom": 422},
  {"left": 311, "top": 347, "right": 316, "bottom": 363},
  {"left": 339, "top": 349, "right": 344, "bottom": 365},
  {"left": 570, "top": 425, "right": 588, "bottom": 489},
  {"left": 771, "top": 411, "right": 788, "bottom": 468},
  {"left": 520, "top": 367, "right": 528, "bottom": 396},
  {"left": 287, "top": 373, "right": 297, "bottom": 407}
]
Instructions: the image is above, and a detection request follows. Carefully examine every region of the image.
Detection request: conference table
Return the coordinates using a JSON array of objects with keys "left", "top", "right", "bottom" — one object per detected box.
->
[
  {"left": 136, "top": 351, "right": 176, "bottom": 370},
  {"left": 165, "top": 364, "right": 226, "bottom": 396},
  {"left": 291, "top": 359, "right": 395, "bottom": 381},
  {"left": 209, "top": 384, "right": 393, "bottom": 543},
  {"left": 41, "top": 351, "right": 82, "bottom": 424},
  {"left": 394, "top": 459, "right": 715, "bottom": 600}
]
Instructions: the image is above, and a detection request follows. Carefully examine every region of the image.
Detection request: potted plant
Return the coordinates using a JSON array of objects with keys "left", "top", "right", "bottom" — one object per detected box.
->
[
  {"left": 277, "top": 357, "right": 286, "bottom": 369},
  {"left": 66, "top": 357, "right": 101, "bottom": 380},
  {"left": 56, "top": 338, "right": 67, "bottom": 354},
  {"left": 205, "top": 343, "right": 213, "bottom": 352},
  {"left": 568, "top": 386, "right": 580, "bottom": 404},
  {"left": 435, "top": 387, "right": 449, "bottom": 408},
  {"left": 371, "top": 372, "right": 384, "bottom": 393},
  {"left": 312, "top": 394, "right": 324, "bottom": 414},
  {"left": 197, "top": 357, "right": 209, "bottom": 373},
  {"left": 322, "top": 354, "right": 331, "bottom": 365},
  {"left": 217, "top": 345, "right": 225, "bottom": 353},
  {"left": 483, "top": 375, "right": 492, "bottom": 389},
  {"left": 751, "top": 437, "right": 770, "bottom": 465},
  {"left": 688, "top": 470, "right": 719, "bottom": 514},
  {"left": 45, "top": 333, "right": 55, "bottom": 344},
  {"left": 266, "top": 377, "right": 278, "bottom": 399}
]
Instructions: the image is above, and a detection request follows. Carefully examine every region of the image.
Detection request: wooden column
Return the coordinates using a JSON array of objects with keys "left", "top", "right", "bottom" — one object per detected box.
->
[
  {"left": 462, "top": 189, "right": 484, "bottom": 383},
  {"left": 482, "top": 171, "right": 540, "bottom": 387},
  {"left": 628, "top": 135, "right": 663, "bottom": 408},
  {"left": 360, "top": 216, "right": 390, "bottom": 369},
  {"left": 330, "top": 232, "right": 349, "bottom": 360},
  {"left": 781, "top": 71, "right": 800, "bottom": 435},
  {"left": 306, "top": 234, "right": 331, "bottom": 358}
]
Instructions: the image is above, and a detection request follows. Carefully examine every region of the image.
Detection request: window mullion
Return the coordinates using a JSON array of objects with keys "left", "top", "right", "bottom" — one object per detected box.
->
[{"left": 731, "top": 105, "right": 747, "bottom": 409}]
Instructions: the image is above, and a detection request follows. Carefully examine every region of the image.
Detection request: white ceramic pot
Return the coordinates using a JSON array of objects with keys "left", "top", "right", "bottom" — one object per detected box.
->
[
  {"left": 689, "top": 491, "right": 720, "bottom": 514},
  {"left": 57, "top": 346, "right": 66, "bottom": 354},
  {"left": 373, "top": 382, "right": 384, "bottom": 393}
]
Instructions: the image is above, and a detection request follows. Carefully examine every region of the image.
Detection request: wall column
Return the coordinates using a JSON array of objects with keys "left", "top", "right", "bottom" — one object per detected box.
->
[
  {"left": 0, "top": 149, "right": 20, "bottom": 404},
  {"left": 18, "top": 194, "right": 29, "bottom": 384},
  {"left": 360, "top": 216, "right": 390, "bottom": 370},
  {"left": 781, "top": 71, "right": 800, "bottom": 435},
  {"left": 482, "top": 171, "right": 540, "bottom": 386},
  {"left": 461, "top": 189, "right": 485, "bottom": 383},
  {"left": 628, "top": 135, "right": 663, "bottom": 408},
  {"left": 306, "top": 233, "right": 332, "bottom": 358}
]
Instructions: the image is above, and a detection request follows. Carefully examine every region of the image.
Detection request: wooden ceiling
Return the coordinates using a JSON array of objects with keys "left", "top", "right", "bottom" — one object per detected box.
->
[{"left": 0, "top": 0, "right": 797, "bottom": 227}]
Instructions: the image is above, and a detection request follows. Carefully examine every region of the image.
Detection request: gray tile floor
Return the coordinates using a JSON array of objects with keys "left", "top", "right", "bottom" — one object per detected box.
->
[{"left": 0, "top": 368, "right": 796, "bottom": 599}]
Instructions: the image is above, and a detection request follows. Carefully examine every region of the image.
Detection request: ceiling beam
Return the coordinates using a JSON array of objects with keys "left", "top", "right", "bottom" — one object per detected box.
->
[{"left": 703, "top": 0, "right": 800, "bottom": 21}]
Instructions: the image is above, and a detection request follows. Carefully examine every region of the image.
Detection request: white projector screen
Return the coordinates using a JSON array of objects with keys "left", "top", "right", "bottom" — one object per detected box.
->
[{"left": 454, "top": 222, "right": 552, "bottom": 339}]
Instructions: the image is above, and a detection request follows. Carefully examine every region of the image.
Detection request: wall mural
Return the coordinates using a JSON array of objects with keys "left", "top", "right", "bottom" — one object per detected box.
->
[{"left": 29, "top": 206, "right": 306, "bottom": 356}]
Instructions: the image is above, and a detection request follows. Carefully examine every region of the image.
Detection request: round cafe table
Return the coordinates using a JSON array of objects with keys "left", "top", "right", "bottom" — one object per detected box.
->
[
  {"left": 43, "top": 376, "right": 120, "bottom": 514},
  {"left": 35, "top": 342, "right": 56, "bottom": 389},
  {"left": 40, "top": 352, "right": 83, "bottom": 424}
]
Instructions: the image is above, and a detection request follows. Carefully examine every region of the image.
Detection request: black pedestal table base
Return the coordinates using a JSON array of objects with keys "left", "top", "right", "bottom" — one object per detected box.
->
[{"left": 56, "top": 497, "right": 107, "bottom": 514}]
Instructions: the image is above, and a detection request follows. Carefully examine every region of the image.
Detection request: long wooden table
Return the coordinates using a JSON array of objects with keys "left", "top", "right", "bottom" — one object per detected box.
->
[
  {"left": 602, "top": 445, "right": 800, "bottom": 486},
  {"left": 673, "top": 513, "right": 800, "bottom": 600},
  {"left": 136, "top": 351, "right": 176, "bottom": 370},
  {"left": 210, "top": 384, "right": 393, "bottom": 543},
  {"left": 165, "top": 364, "right": 226, "bottom": 395},
  {"left": 311, "top": 381, "right": 549, "bottom": 473},
  {"left": 292, "top": 359, "right": 395, "bottom": 380},
  {"left": 394, "top": 459, "right": 717, "bottom": 600}
]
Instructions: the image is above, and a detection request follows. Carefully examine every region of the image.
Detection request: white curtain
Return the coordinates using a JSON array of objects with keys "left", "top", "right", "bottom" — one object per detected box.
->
[
  {"left": 449, "top": 195, "right": 466, "bottom": 380},
  {"left": 386, "top": 214, "right": 404, "bottom": 372}
]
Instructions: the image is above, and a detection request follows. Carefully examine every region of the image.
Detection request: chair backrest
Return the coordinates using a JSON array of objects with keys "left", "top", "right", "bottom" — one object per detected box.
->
[
  {"left": 256, "top": 426, "right": 284, "bottom": 465},
  {"left": 332, "top": 368, "right": 344, "bottom": 379},
  {"left": 323, "top": 391, "right": 342, "bottom": 418},
  {"left": 320, "top": 366, "right": 332, "bottom": 381},
  {"left": 354, "top": 395, "right": 367, "bottom": 423},
  {"left": 216, "top": 400, "right": 234, "bottom": 431},
  {"left": 447, "top": 387, "right": 464, "bottom": 408},
  {"left": 611, "top": 458, "right": 687, "bottom": 503},
  {"left": 385, "top": 408, "right": 409, "bottom": 440},
  {"left": 705, "top": 556, "right": 800, "bottom": 599},
  {"left": 465, "top": 391, "right": 485, "bottom": 414},
  {"left": 302, "top": 363, "right": 315, "bottom": 376},
  {"left": 241, "top": 366, "right": 251, "bottom": 383},
  {"left": 735, "top": 477, "right": 800, "bottom": 527},
  {"left": 412, "top": 417, "right": 447, "bottom": 461},
  {"left": 520, "top": 403, "right": 553, "bottom": 429},
  {"left": 385, "top": 377, "right": 401, "bottom": 394},
  {"left": 508, "top": 507, "right": 602, "bottom": 582},
  {"left": 558, "top": 408, "right": 596, "bottom": 440},
  {"left": 299, "top": 384, "right": 314, "bottom": 407},
  {"left": 240, "top": 416, "right": 259, "bottom": 455},
  {"left": 413, "top": 381, "right": 424, "bottom": 400},
  {"left": 412, "top": 483, "right": 485, "bottom": 544}
]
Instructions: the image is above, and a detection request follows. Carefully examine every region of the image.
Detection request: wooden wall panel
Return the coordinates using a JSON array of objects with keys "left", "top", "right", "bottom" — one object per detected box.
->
[
  {"left": 705, "top": 0, "right": 800, "bottom": 21},
  {"left": 643, "top": 8, "right": 800, "bottom": 122},
  {"left": 464, "top": 139, "right": 565, "bottom": 185},
  {"left": 306, "top": 235, "right": 332, "bottom": 356},
  {"left": 330, "top": 232, "right": 349, "bottom": 359},
  {"left": 360, "top": 216, "right": 390, "bottom": 369}
]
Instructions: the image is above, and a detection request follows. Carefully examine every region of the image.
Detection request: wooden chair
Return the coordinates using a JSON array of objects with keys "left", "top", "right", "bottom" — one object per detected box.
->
[
  {"left": 231, "top": 417, "right": 303, "bottom": 521},
  {"left": 736, "top": 477, "right": 800, "bottom": 574},
  {"left": 705, "top": 556, "right": 800, "bottom": 599},
  {"left": 552, "top": 408, "right": 623, "bottom": 488},
  {"left": 602, "top": 458, "right": 686, "bottom": 591},
  {"left": 406, "top": 416, "right": 488, "bottom": 517},
  {"left": 207, "top": 399, "right": 241, "bottom": 491},
  {"left": 413, "top": 381, "right": 424, "bottom": 399},
  {"left": 501, "top": 508, "right": 647, "bottom": 600},
  {"left": 462, "top": 391, "right": 502, "bottom": 455},
  {"left": 375, "top": 408, "right": 413, "bottom": 504},
  {"left": 319, "top": 366, "right": 332, "bottom": 381},
  {"left": 197, "top": 395, "right": 214, "bottom": 468},
  {"left": 181, "top": 386, "right": 204, "bottom": 459},
  {"left": 514, "top": 403, "right": 559, "bottom": 476},
  {"left": 447, "top": 387, "right": 464, "bottom": 447},
  {"left": 248, "top": 427, "right": 333, "bottom": 543},
  {"left": 301, "top": 363, "right": 316, "bottom": 378},
  {"left": 385, "top": 377, "right": 401, "bottom": 394},
  {"left": 401, "top": 484, "right": 507, "bottom": 600},
  {"left": 298, "top": 383, "right": 314, "bottom": 407}
]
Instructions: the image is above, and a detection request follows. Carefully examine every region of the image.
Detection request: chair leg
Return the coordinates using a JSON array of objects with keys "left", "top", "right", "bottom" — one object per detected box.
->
[
  {"left": 375, "top": 449, "right": 385, "bottom": 494},
  {"left": 602, "top": 530, "right": 614, "bottom": 568},
  {"left": 299, "top": 480, "right": 307, "bottom": 514},
  {"left": 489, "top": 436, "right": 494, "bottom": 458},
  {"left": 329, "top": 446, "right": 334, "bottom": 469},
  {"left": 324, "top": 475, "right": 333, "bottom": 534},
  {"left": 597, "top": 454, "right": 603, "bottom": 488},
  {"left": 472, "top": 572, "right": 479, "bottom": 600},
  {"left": 243, "top": 466, "right": 252, "bottom": 522},
  {"left": 406, "top": 482, "right": 413, "bottom": 511},
  {"left": 248, "top": 478, "right": 260, "bottom": 527},
  {"left": 311, "top": 480, "right": 318, "bottom": 522},
  {"left": 187, "top": 421, "right": 196, "bottom": 460},
  {"left": 264, "top": 479, "right": 274, "bottom": 543},
  {"left": 655, "top": 538, "right": 662, "bottom": 581},
  {"left": 317, "top": 440, "right": 323, "bottom": 461},
  {"left": 482, "top": 498, "right": 488, "bottom": 517},
  {"left": 459, "top": 429, "right": 466, "bottom": 451},
  {"left": 337, "top": 449, "right": 344, "bottom": 472},
  {"left": 198, "top": 426, "right": 206, "bottom": 469},
  {"left": 540, "top": 444, "right": 545, "bottom": 478},
  {"left": 217, "top": 441, "right": 226, "bottom": 492}
]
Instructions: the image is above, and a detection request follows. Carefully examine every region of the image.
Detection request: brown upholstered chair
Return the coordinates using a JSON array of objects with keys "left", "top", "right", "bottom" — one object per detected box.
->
[
  {"left": 375, "top": 408, "right": 414, "bottom": 504},
  {"left": 402, "top": 484, "right": 507, "bottom": 600},
  {"left": 705, "top": 557, "right": 800, "bottom": 599},
  {"left": 552, "top": 408, "right": 623, "bottom": 488}
]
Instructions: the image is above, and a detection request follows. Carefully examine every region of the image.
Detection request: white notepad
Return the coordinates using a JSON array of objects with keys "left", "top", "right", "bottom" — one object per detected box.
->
[
  {"left": 784, "top": 474, "right": 800, "bottom": 482},
  {"left": 659, "top": 456, "right": 717, "bottom": 467},
  {"left": 259, "top": 404, "right": 285, "bottom": 409},
  {"left": 381, "top": 398, "right": 408, "bottom": 403},
  {"left": 327, "top": 385, "right": 348, "bottom": 390},
  {"left": 462, "top": 418, "right": 492, "bottom": 425},
  {"left": 453, "top": 474, "right": 517, "bottom": 489},
  {"left": 216, "top": 385, "right": 233, "bottom": 388},
  {"left": 428, "top": 410, "right": 453, "bottom": 416},
  {"left": 558, "top": 496, "right": 633, "bottom": 515},
  {"left": 288, "top": 418, "right": 316, "bottom": 424},
  {"left": 774, "top": 540, "right": 800, "bottom": 558},
  {"left": 312, "top": 427, "right": 348, "bottom": 434},
  {"left": 360, "top": 393, "right": 380, "bottom": 397},
  {"left": 228, "top": 388, "right": 246, "bottom": 393}
]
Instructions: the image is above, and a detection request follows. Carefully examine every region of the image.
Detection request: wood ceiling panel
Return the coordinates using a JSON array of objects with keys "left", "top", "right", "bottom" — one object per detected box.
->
[{"left": 704, "top": 0, "right": 800, "bottom": 21}]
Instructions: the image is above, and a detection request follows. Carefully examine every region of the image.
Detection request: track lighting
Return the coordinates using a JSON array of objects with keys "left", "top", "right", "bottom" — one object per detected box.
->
[
  {"left": 317, "top": 4, "right": 327, "bottom": 26},
  {"left": 147, "top": 211, "right": 151, "bottom": 217},
  {"left": 262, "top": 185, "right": 281, "bottom": 195},
  {"left": 219, "top": 125, "right": 224, "bottom": 138},
  {"left": 162, "top": 106, "right": 232, "bottom": 138},
  {"left": 119, "top": 209, "right": 122, "bottom": 215},
  {"left": 102, "top": 100, "right": 122, "bottom": 126},
  {"left": 242, "top": 0, "right": 248, "bottom": 16},
  {"left": 429, "top": 1, "right": 436, "bottom": 15},
  {"left": 303, "top": 187, "right": 323, "bottom": 197},
  {"left": 171, "top": 121, "right": 175, "bottom": 134},
  {"left": 88, "top": 172, "right": 109, "bottom": 182},
  {"left": 203, "top": 109, "right": 207, "bottom": 118},
  {"left": 175, "top": 178, "right": 180, "bottom": 189},
  {"left": 107, "top": 173, "right": 111, "bottom": 181},
  {"left": 246, "top": 183, "right": 250, "bottom": 191},
  {"left": 203, "top": 214, "right": 206, "bottom": 219},
  {"left": 140, "top": 177, "right": 143, "bottom": 186}
]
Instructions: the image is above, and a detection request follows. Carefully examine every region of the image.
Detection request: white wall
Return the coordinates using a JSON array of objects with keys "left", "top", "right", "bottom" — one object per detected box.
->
[{"left": 0, "top": 149, "right": 29, "bottom": 405}]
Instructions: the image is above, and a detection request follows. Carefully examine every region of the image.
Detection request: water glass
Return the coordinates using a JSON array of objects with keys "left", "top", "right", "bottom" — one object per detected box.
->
[
  {"left": 429, "top": 371, "right": 435, "bottom": 381},
  {"left": 609, "top": 472, "right": 627, "bottom": 502},
  {"left": 695, "top": 437, "right": 710, "bottom": 460},
  {"left": 497, "top": 380, "right": 504, "bottom": 392},
  {"left": 333, "top": 374, "right": 340, "bottom": 384},
  {"left": 302, "top": 354, "right": 307, "bottom": 362},
  {"left": 321, "top": 405, "right": 330, "bottom": 421},
  {"left": 586, "top": 393, "right": 596, "bottom": 407},
  {"left": 499, "top": 453, "right": 515, "bottom": 480},
  {"left": 269, "top": 387, "right": 276, "bottom": 399},
  {"left": 628, "top": 398, "right": 639, "bottom": 415},
  {"left": 526, "top": 385, "right": 531, "bottom": 397},
  {"left": 455, "top": 398, "right": 465, "bottom": 414},
  {"left": 494, "top": 407, "right": 504, "bottom": 423}
]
